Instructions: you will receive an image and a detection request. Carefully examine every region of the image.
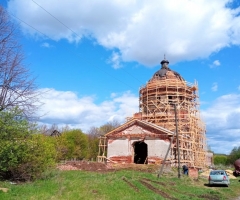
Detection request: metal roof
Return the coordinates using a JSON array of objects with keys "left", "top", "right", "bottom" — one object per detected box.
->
[
  {"left": 152, "top": 59, "right": 184, "bottom": 81},
  {"left": 105, "top": 118, "right": 174, "bottom": 137}
]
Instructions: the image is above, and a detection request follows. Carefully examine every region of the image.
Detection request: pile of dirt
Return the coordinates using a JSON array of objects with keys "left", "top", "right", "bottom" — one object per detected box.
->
[
  {"left": 57, "top": 161, "right": 111, "bottom": 172},
  {"left": 225, "top": 169, "right": 237, "bottom": 179},
  {"left": 57, "top": 161, "right": 162, "bottom": 173}
]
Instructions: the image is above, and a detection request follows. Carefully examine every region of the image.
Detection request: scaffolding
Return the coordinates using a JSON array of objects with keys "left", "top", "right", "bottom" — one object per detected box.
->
[
  {"left": 97, "top": 60, "right": 207, "bottom": 168},
  {"left": 139, "top": 69, "right": 207, "bottom": 168},
  {"left": 97, "top": 136, "right": 107, "bottom": 163}
]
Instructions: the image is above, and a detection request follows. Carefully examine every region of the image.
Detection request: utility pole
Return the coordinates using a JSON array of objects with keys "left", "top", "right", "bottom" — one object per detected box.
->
[
  {"left": 157, "top": 103, "right": 181, "bottom": 178},
  {"left": 157, "top": 134, "right": 174, "bottom": 178},
  {"left": 173, "top": 103, "right": 181, "bottom": 178}
]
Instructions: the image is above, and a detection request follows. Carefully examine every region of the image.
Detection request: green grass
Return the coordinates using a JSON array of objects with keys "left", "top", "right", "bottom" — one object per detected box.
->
[{"left": 0, "top": 168, "right": 240, "bottom": 200}]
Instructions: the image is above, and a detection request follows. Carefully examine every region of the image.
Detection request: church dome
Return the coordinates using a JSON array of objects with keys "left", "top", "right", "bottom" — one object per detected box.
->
[{"left": 151, "top": 59, "right": 184, "bottom": 81}]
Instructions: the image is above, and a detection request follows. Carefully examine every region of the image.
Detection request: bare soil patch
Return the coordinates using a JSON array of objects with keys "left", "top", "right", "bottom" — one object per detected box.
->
[
  {"left": 57, "top": 161, "right": 161, "bottom": 173},
  {"left": 57, "top": 161, "right": 111, "bottom": 172}
]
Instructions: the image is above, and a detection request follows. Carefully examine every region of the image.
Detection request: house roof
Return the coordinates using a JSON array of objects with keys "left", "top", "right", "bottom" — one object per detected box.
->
[{"left": 105, "top": 119, "right": 174, "bottom": 137}]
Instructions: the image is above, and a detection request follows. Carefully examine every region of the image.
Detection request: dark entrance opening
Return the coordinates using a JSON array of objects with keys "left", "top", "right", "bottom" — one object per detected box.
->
[{"left": 133, "top": 141, "right": 148, "bottom": 164}]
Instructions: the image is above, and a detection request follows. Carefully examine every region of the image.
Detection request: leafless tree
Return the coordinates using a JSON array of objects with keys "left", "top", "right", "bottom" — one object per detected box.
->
[
  {"left": 87, "top": 120, "right": 121, "bottom": 136},
  {"left": 0, "top": 6, "right": 39, "bottom": 118},
  {"left": 87, "top": 126, "right": 100, "bottom": 137}
]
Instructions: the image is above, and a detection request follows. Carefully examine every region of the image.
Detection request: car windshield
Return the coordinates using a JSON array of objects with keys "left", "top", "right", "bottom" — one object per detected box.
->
[{"left": 210, "top": 171, "right": 225, "bottom": 175}]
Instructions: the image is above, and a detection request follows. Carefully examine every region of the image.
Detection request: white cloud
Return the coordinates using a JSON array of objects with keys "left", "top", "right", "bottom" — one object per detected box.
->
[
  {"left": 41, "top": 42, "right": 53, "bottom": 48},
  {"left": 211, "top": 82, "right": 218, "bottom": 91},
  {"left": 202, "top": 94, "right": 240, "bottom": 154},
  {"left": 210, "top": 60, "right": 221, "bottom": 68},
  {"left": 37, "top": 88, "right": 138, "bottom": 131},
  {"left": 7, "top": 0, "right": 240, "bottom": 66},
  {"left": 213, "top": 60, "right": 221, "bottom": 66},
  {"left": 108, "top": 51, "right": 122, "bottom": 69}
]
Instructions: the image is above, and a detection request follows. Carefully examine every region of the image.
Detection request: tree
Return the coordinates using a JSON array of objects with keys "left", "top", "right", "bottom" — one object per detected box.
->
[
  {"left": 0, "top": 6, "right": 38, "bottom": 118},
  {"left": 87, "top": 126, "right": 100, "bottom": 137},
  {"left": 86, "top": 134, "right": 99, "bottom": 160},
  {"left": 0, "top": 107, "right": 35, "bottom": 140},
  {"left": 213, "top": 154, "right": 227, "bottom": 165},
  {"left": 86, "top": 126, "right": 100, "bottom": 160},
  {"left": 55, "top": 129, "right": 88, "bottom": 160},
  {"left": 227, "top": 146, "right": 240, "bottom": 165},
  {"left": 99, "top": 120, "right": 121, "bottom": 135}
]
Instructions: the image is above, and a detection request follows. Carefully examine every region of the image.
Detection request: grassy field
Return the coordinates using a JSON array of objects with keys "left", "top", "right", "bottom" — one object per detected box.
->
[{"left": 0, "top": 166, "right": 240, "bottom": 200}]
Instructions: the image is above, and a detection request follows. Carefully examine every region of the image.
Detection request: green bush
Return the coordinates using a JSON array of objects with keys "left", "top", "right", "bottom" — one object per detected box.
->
[
  {"left": 214, "top": 154, "right": 227, "bottom": 165},
  {"left": 0, "top": 109, "right": 57, "bottom": 181},
  {"left": 55, "top": 129, "right": 88, "bottom": 161},
  {"left": 0, "top": 134, "right": 57, "bottom": 181}
]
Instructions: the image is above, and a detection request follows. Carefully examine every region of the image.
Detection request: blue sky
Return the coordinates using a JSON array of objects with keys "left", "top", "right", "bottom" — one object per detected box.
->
[{"left": 1, "top": 0, "right": 240, "bottom": 154}]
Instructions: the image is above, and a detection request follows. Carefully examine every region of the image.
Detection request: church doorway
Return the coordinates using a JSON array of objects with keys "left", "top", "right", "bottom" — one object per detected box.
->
[{"left": 133, "top": 141, "right": 148, "bottom": 164}]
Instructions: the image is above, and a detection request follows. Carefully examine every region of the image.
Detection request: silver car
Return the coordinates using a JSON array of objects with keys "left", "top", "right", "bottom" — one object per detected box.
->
[{"left": 208, "top": 170, "right": 230, "bottom": 187}]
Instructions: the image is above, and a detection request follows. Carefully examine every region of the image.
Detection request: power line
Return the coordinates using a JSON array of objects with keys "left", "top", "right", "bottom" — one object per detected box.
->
[
  {"left": 7, "top": 7, "right": 137, "bottom": 91},
  {"left": 30, "top": 0, "right": 145, "bottom": 86},
  {"left": 120, "top": 66, "right": 145, "bottom": 85},
  {"left": 32, "top": 0, "right": 79, "bottom": 39},
  {"left": 10, "top": 13, "right": 50, "bottom": 39}
]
